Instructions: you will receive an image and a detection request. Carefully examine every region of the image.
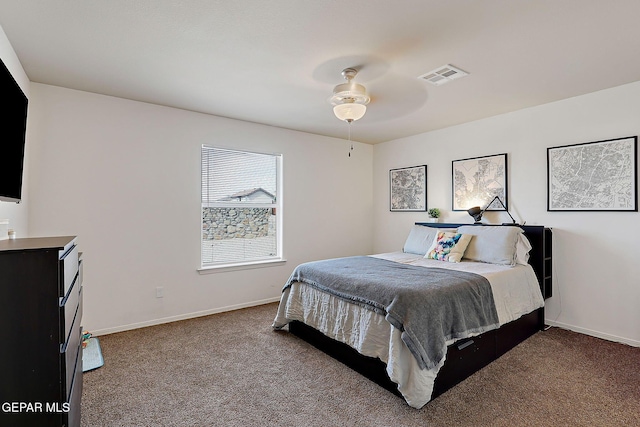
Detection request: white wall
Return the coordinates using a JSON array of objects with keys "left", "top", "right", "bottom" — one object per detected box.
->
[
  {"left": 0, "top": 25, "right": 29, "bottom": 236},
  {"left": 27, "top": 83, "right": 373, "bottom": 334},
  {"left": 373, "top": 81, "right": 640, "bottom": 347}
]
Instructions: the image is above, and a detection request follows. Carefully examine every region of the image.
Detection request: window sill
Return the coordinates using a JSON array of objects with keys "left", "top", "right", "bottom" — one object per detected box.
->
[{"left": 198, "top": 258, "right": 287, "bottom": 274}]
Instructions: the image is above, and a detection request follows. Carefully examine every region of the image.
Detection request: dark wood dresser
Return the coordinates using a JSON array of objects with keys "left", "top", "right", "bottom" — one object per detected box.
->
[{"left": 0, "top": 236, "right": 83, "bottom": 427}]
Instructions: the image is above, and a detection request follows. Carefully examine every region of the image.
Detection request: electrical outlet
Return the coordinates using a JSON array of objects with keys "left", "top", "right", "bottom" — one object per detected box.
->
[{"left": 156, "top": 287, "right": 164, "bottom": 298}]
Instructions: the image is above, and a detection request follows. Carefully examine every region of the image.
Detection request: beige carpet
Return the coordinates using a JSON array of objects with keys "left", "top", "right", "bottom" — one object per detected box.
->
[{"left": 81, "top": 303, "right": 639, "bottom": 426}]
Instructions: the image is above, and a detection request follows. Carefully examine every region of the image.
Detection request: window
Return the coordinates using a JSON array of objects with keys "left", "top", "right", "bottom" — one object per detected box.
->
[{"left": 201, "top": 145, "right": 282, "bottom": 269}]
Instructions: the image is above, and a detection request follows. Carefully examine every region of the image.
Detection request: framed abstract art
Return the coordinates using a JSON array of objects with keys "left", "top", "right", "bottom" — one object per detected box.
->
[
  {"left": 547, "top": 136, "right": 637, "bottom": 211},
  {"left": 452, "top": 153, "right": 507, "bottom": 211},
  {"left": 390, "top": 165, "right": 427, "bottom": 212}
]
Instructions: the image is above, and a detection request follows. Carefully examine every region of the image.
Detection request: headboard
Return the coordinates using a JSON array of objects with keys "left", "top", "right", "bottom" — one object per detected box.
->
[{"left": 415, "top": 222, "right": 552, "bottom": 300}]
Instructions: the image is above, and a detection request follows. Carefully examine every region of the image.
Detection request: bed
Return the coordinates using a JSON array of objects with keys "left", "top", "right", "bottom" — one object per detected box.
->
[{"left": 273, "top": 223, "right": 552, "bottom": 409}]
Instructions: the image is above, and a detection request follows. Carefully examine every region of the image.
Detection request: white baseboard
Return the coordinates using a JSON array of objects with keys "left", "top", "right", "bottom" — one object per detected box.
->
[
  {"left": 545, "top": 319, "right": 640, "bottom": 348},
  {"left": 91, "top": 302, "right": 640, "bottom": 348},
  {"left": 91, "top": 296, "right": 281, "bottom": 336}
]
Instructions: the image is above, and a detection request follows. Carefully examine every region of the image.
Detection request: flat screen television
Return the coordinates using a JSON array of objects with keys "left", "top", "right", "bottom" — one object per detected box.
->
[{"left": 0, "top": 57, "right": 28, "bottom": 203}]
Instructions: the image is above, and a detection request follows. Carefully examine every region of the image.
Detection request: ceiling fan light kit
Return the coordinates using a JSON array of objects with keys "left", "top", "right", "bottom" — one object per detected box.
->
[
  {"left": 329, "top": 68, "right": 370, "bottom": 122},
  {"left": 333, "top": 102, "right": 367, "bottom": 122}
]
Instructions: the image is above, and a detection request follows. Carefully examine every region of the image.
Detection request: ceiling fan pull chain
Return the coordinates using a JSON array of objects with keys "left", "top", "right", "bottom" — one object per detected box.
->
[{"left": 348, "top": 120, "right": 353, "bottom": 157}]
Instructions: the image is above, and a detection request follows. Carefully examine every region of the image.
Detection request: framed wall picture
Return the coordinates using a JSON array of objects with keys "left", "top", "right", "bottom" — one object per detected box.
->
[
  {"left": 390, "top": 165, "right": 427, "bottom": 211},
  {"left": 452, "top": 153, "right": 508, "bottom": 211},
  {"left": 547, "top": 136, "right": 638, "bottom": 211}
]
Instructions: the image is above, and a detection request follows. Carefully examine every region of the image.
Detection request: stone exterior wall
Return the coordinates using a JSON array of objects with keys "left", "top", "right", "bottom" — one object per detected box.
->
[{"left": 202, "top": 207, "right": 272, "bottom": 240}]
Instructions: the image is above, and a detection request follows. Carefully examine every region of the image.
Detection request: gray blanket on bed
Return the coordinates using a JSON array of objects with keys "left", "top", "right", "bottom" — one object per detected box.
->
[{"left": 284, "top": 256, "right": 499, "bottom": 370}]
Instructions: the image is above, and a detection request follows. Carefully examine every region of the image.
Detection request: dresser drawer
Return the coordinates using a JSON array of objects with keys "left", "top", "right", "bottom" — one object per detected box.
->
[
  {"left": 65, "top": 335, "right": 82, "bottom": 401},
  {"left": 61, "top": 314, "right": 82, "bottom": 399},
  {"left": 78, "top": 257, "right": 83, "bottom": 287},
  {"left": 60, "top": 244, "right": 79, "bottom": 297},
  {"left": 60, "top": 276, "right": 81, "bottom": 344},
  {"left": 77, "top": 286, "right": 83, "bottom": 332},
  {"left": 65, "top": 354, "right": 83, "bottom": 427}
]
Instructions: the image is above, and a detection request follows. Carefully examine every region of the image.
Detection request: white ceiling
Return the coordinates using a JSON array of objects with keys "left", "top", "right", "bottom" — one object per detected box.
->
[{"left": 2, "top": 1, "right": 640, "bottom": 144}]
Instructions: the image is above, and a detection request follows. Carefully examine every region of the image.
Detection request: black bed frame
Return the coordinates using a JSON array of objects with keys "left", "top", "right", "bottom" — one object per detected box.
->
[{"left": 288, "top": 223, "right": 552, "bottom": 401}]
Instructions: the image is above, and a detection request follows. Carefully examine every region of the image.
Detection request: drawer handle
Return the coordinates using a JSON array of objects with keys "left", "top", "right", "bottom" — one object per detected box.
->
[{"left": 457, "top": 339, "right": 474, "bottom": 351}]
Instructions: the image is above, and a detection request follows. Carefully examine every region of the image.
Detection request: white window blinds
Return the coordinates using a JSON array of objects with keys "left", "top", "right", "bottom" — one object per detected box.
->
[{"left": 201, "top": 146, "right": 282, "bottom": 267}]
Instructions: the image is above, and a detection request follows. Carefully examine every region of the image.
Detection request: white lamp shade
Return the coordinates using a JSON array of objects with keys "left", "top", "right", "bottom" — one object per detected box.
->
[{"left": 333, "top": 102, "right": 367, "bottom": 122}]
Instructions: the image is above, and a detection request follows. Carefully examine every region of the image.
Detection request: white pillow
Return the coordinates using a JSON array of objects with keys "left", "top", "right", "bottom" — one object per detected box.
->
[
  {"left": 515, "top": 233, "right": 532, "bottom": 265},
  {"left": 424, "top": 231, "right": 472, "bottom": 263},
  {"left": 457, "top": 225, "right": 524, "bottom": 266},
  {"left": 403, "top": 225, "right": 456, "bottom": 256}
]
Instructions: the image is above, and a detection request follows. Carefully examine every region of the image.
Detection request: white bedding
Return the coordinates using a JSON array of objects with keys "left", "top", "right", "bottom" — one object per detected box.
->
[{"left": 273, "top": 252, "right": 544, "bottom": 409}]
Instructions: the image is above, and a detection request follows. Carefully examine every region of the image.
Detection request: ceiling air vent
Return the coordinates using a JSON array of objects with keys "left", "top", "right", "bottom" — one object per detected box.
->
[{"left": 418, "top": 64, "right": 469, "bottom": 86}]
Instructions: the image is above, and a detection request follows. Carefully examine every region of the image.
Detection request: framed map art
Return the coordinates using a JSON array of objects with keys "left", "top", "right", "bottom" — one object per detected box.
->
[
  {"left": 547, "top": 136, "right": 637, "bottom": 211},
  {"left": 452, "top": 153, "right": 508, "bottom": 211},
  {"left": 390, "top": 165, "right": 427, "bottom": 211}
]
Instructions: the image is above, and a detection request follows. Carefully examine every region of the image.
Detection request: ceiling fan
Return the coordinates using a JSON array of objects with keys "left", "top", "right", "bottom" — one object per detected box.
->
[{"left": 328, "top": 68, "right": 370, "bottom": 123}]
